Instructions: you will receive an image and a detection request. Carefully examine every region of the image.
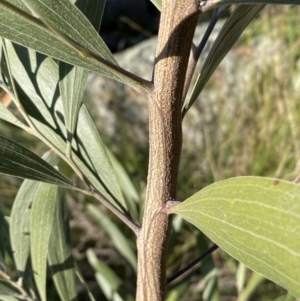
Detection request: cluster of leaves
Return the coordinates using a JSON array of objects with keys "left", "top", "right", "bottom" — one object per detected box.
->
[{"left": 0, "top": 0, "right": 299, "bottom": 300}]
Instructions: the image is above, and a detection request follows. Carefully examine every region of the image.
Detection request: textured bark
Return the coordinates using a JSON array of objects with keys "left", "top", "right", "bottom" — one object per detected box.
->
[{"left": 136, "top": 1, "right": 199, "bottom": 300}]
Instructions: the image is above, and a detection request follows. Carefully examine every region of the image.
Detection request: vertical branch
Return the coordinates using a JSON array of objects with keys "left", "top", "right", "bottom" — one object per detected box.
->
[{"left": 136, "top": 1, "right": 199, "bottom": 300}]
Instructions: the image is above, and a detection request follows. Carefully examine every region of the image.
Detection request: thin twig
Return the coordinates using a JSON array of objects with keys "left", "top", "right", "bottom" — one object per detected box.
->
[
  {"left": 167, "top": 244, "right": 219, "bottom": 284},
  {"left": 0, "top": 270, "right": 35, "bottom": 301},
  {"left": 82, "top": 188, "right": 141, "bottom": 236}
]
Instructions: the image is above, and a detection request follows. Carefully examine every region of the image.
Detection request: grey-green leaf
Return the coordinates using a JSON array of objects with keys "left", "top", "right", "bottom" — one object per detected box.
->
[
  {"left": 10, "top": 179, "right": 38, "bottom": 274},
  {"left": 0, "top": 102, "right": 26, "bottom": 130},
  {"left": 0, "top": 280, "right": 19, "bottom": 297},
  {"left": 182, "top": 5, "right": 265, "bottom": 117},
  {"left": 3, "top": 41, "right": 127, "bottom": 212},
  {"left": 171, "top": 177, "right": 300, "bottom": 298},
  {"left": 22, "top": 0, "right": 115, "bottom": 63},
  {"left": 10, "top": 150, "right": 61, "bottom": 274},
  {"left": 87, "top": 205, "right": 137, "bottom": 271},
  {"left": 48, "top": 189, "right": 77, "bottom": 301},
  {"left": 31, "top": 182, "right": 59, "bottom": 301},
  {"left": 0, "top": 135, "right": 77, "bottom": 189},
  {"left": 0, "top": 1, "right": 149, "bottom": 94},
  {"left": 59, "top": 62, "right": 88, "bottom": 140}
]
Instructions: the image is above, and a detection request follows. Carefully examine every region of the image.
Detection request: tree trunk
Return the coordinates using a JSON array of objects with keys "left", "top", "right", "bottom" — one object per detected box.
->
[{"left": 136, "top": 1, "right": 199, "bottom": 300}]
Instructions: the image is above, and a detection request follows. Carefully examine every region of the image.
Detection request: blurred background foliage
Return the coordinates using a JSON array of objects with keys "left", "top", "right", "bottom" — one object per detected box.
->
[{"left": 1, "top": 4, "right": 300, "bottom": 301}]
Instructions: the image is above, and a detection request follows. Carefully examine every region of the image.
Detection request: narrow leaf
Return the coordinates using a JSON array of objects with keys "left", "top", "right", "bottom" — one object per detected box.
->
[
  {"left": 3, "top": 41, "right": 127, "bottom": 212},
  {"left": 202, "top": 0, "right": 300, "bottom": 11},
  {"left": 0, "top": 0, "right": 150, "bottom": 94},
  {"left": 0, "top": 296, "right": 19, "bottom": 301},
  {"left": 22, "top": 0, "right": 115, "bottom": 63},
  {"left": 150, "top": 0, "right": 161, "bottom": 10},
  {"left": 87, "top": 249, "right": 134, "bottom": 301},
  {"left": 31, "top": 182, "right": 59, "bottom": 301},
  {"left": 0, "top": 280, "right": 19, "bottom": 297},
  {"left": 59, "top": 62, "right": 88, "bottom": 141},
  {"left": 171, "top": 177, "right": 300, "bottom": 297},
  {"left": 0, "top": 102, "right": 26, "bottom": 129},
  {"left": 10, "top": 179, "right": 37, "bottom": 274},
  {"left": 0, "top": 135, "right": 77, "bottom": 189},
  {"left": 48, "top": 189, "right": 77, "bottom": 301},
  {"left": 10, "top": 151, "right": 60, "bottom": 274},
  {"left": 182, "top": 5, "right": 265, "bottom": 116},
  {"left": 87, "top": 205, "right": 136, "bottom": 271}
]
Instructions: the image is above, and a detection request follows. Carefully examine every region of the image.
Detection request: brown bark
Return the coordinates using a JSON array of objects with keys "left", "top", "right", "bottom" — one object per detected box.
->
[{"left": 136, "top": 1, "right": 199, "bottom": 300}]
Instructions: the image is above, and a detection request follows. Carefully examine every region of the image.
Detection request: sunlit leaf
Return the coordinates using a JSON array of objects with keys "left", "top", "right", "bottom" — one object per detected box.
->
[
  {"left": 171, "top": 177, "right": 300, "bottom": 297},
  {"left": 0, "top": 102, "right": 26, "bottom": 129},
  {"left": 22, "top": 0, "right": 115, "bottom": 63},
  {"left": 182, "top": 5, "right": 265, "bottom": 117},
  {"left": 0, "top": 296, "right": 19, "bottom": 301},
  {"left": 201, "top": 0, "right": 300, "bottom": 11},
  {"left": 48, "top": 189, "right": 77, "bottom": 301},
  {"left": 31, "top": 182, "right": 59, "bottom": 301},
  {"left": 0, "top": 279, "right": 19, "bottom": 297},
  {"left": 59, "top": 62, "right": 88, "bottom": 141},
  {"left": 150, "top": 0, "right": 161, "bottom": 10},
  {"left": 3, "top": 40, "right": 127, "bottom": 212},
  {"left": 10, "top": 180, "right": 37, "bottom": 274},
  {"left": 0, "top": 135, "right": 77, "bottom": 188},
  {"left": 87, "top": 205, "right": 136, "bottom": 271},
  {"left": 0, "top": 0, "right": 149, "bottom": 94},
  {"left": 10, "top": 151, "right": 61, "bottom": 275}
]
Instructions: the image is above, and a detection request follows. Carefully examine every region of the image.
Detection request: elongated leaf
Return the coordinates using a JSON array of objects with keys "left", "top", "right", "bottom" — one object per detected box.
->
[
  {"left": 59, "top": 63, "right": 88, "bottom": 140},
  {"left": 10, "top": 179, "right": 37, "bottom": 274},
  {"left": 0, "top": 1, "right": 149, "bottom": 94},
  {"left": 0, "top": 102, "right": 26, "bottom": 129},
  {"left": 59, "top": 0, "right": 103, "bottom": 141},
  {"left": 0, "top": 296, "right": 19, "bottom": 301},
  {"left": 201, "top": 0, "right": 300, "bottom": 11},
  {"left": 87, "top": 205, "right": 136, "bottom": 271},
  {"left": 87, "top": 249, "right": 134, "bottom": 301},
  {"left": 10, "top": 151, "right": 60, "bottom": 274},
  {"left": 171, "top": 177, "right": 300, "bottom": 297},
  {"left": 0, "top": 213, "right": 11, "bottom": 264},
  {"left": 48, "top": 189, "right": 77, "bottom": 301},
  {"left": 31, "top": 182, "right": 59, "bottom": 301},
  {"left": 22, "top": 0, "right": 115, "bottom": 63},
  {"left": 0, "top": 135, "right": 77, "bottom": 188},
  {"left": 150, "top": 0, "right": 161, "bottom": 10},
  {"left": 182, "top": 5, "right": 265, "bottom": 117},
  {"left": 3, "top": 40, "right": 127, "bottom": 212}
]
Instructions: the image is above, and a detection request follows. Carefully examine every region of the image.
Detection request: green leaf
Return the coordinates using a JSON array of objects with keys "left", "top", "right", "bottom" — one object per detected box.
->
[
  {"left": 182, "top": 5, "right": 265, "bottom": 116},
  {"left": 0, "top": 0, "right": 149, "bottom": 94},
  {"left": 105, "top": 148, "right": 140, "bottom": 221},
  {"left": 31, "top": 182, "right": 59, "bottom": 301},
  {"left": 10, "top": 151, "right": 61, "bottom": 275},
  {"left": 0, "top": 102, "right": 26, "bottom": 130},
  {"left": 10, "top": 179, "right": 38, "bottom": 274},
  {"left": 3, "top": 41, "right": 127, "bottom": 212},
  {"left": 48, "top": 189, "right": 77, "bottom": 301},
  {"left": 171, "top": 177, "right": 300, "bottom": 298},
  {"left": 0, "top": 135, "right": 77, "bottom": 189},
  {"left": 59, "top": 62, "right": 88, "bottom": 141},
  {"left": 0, "top": 212, "right": 11, "bottom": 265},
  {"left": 150, "top": 0, "right": 161, "bottom": 10},
  {"left": 0, "top": 279, "right": 19, "bottom": 297},
  {"left": 87, "top": 205, "right": 136, "bottom": 271},
  {"left": 202, "top": 0, "right": 300, "bottom": 11},
  {"left": 86, "top": 249, "right": 134, "bottom": 301},
  {"left": 0, "top": 296, "right": 19, "bottom": 301},
  {"left": 22, "top": 0, "right": 115, "bottom": 63}
]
